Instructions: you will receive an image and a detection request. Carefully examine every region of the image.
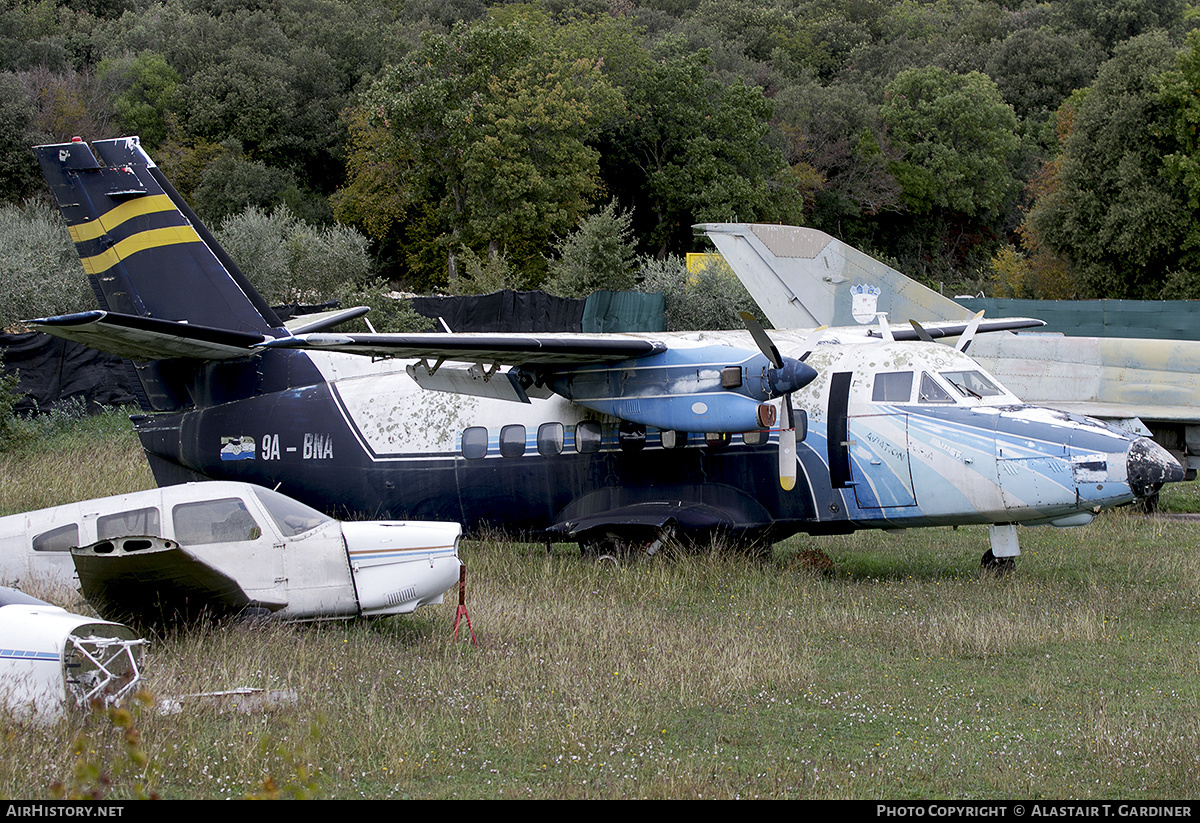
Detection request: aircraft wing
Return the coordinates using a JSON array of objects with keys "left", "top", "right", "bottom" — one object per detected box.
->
[
  {"left": 71, "top": 535, "right": 286, "bottom": 627},
  {"left": 31, "top": 310, "right": 269, "bottom": 361},
  {"left": 872, "top": 317, "right": 1045, "bottom": 340},
  {"left": 258, "top": 332, "right": 667, "bottom": 365}
]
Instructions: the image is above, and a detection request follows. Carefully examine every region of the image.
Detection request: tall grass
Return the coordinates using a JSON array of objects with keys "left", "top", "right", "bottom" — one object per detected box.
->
[
  {"left": 0, "top": 404, "right": 153, "bottom": 516},
  {"left": 1, "top": 416, "right": 1199, "bottom": 798}
]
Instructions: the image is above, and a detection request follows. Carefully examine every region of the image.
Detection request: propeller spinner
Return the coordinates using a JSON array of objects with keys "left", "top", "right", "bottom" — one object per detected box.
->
[{"left": 739, "top": 313, "right": 821, "bottom": 491}]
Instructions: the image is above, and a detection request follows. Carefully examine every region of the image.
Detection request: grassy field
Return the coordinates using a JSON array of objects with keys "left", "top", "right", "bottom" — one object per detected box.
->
[{"left": 1, "top": 409, "right": 1198, "bottom": 799}]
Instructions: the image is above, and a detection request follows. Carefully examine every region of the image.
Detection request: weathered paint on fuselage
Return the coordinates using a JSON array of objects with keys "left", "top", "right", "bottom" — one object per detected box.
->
[
  {"left": 701, "top": 222, "right": 1200, "bottom": 475},
  {"left": 134, "top": 331, "right": 1157, "bottom": 543}
]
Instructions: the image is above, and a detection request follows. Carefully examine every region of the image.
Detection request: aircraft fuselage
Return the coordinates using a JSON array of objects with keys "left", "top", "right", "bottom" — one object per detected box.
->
[{"left": 132, "top": 332, "right": 1169, "bottom": 548}]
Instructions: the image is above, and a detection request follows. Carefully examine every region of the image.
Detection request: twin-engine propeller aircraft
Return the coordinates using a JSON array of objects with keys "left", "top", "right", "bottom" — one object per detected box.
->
[
  {"left": 26, "top": 137, "right": 1185, "bottom": 570},
  {"left": 0, "top": 481, "right": 462, "bottom": 626}
]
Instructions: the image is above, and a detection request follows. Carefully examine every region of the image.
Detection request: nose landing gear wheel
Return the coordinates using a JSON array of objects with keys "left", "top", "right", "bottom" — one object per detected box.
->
[{"left": 981, "top": 549, "right": 1015, "bottom": 576}]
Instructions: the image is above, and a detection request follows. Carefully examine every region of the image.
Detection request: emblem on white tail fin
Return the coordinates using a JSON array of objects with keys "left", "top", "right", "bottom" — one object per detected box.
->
[{"left": 851, "top": 284, "right": 881, "bottom": 324}]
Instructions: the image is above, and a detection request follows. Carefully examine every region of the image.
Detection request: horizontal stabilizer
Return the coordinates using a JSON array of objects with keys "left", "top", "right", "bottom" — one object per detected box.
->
[
  {"left": 259, "top": 332, "right": 667, "bottom": 365},
  {"left": 31, "top": 310, "right": 265, "bottom": 361}
]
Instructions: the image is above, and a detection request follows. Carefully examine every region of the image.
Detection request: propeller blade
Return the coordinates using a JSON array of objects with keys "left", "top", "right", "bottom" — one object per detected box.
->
[
  {"left": 739, "top": 311, "right": 782, "bottom": 369},
  {"left": 909, "top": 320, "right": 935, "bottom": 343},
  {"left": 779, "top": 394, "right": 797, "bottom": 491},
  {"left": 955, "top": 310, "right": 985, "bottom": 353},
  {"left": 740, "top": 312, "right": 804, "bottom": 491},
  {"left": 796, "top": 325, "right": 827, "bottom": 361}
]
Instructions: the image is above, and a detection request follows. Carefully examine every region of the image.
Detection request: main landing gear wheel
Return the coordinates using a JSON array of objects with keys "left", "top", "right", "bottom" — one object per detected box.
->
[
  {"left": 579, "top": 525, "right": 674, "bottom": 564},
  {"left": 981, "top": 549, "right": 1015, "bottom": 576}
]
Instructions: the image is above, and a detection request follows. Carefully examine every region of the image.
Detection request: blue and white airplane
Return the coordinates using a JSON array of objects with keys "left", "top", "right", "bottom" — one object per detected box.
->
[{"left": 26, "top": 137, "right": 1185, "bottom": 569}]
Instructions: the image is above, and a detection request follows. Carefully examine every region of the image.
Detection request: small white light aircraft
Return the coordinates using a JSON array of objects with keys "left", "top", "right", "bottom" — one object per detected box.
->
[
  {"left": 0, "top": 481, "right": 462, "bottom": 626},
  {"left": 0, "top": 586, "right": 145, "bottom": 720},
  {"left": 23, "top": 137, "right": 1186, "bottom": 571}
]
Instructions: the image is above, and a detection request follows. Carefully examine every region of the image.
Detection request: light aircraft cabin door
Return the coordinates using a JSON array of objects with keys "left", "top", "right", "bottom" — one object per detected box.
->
[{"left": 831, "top": 370, "right": 918, "bottom": 508}]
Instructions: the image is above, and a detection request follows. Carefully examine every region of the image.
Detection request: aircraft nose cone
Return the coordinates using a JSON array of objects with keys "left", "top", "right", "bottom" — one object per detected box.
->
[
  {"left": 770, "top": 358, "right": 819, "bottom": 396},
  {"left": 1127, "top": 438, "right": 1185, "bottom": 498}
]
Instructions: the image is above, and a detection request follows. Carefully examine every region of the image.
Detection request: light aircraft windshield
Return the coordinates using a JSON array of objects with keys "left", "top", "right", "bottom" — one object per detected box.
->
[{"left": 252, "top": 486, "right": 333, "bottom": 537}]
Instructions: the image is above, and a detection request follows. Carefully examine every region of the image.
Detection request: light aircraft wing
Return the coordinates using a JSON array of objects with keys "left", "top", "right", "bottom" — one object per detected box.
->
[{"left": 71, "top": 535, "right": 286, "bottom": 627}]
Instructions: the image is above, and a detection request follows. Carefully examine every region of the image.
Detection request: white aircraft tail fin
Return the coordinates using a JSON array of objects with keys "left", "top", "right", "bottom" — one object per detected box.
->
[{"left": 697, "top": 223, "right": 976, "bottom": 329}]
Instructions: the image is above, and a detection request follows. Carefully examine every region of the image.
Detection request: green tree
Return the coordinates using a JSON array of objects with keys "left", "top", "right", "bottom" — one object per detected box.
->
[
  {"left": 192, "top": 147, "right": 305, "bottom": 225},
  {"left": 1049, "top": 0, "right": 1187, "bottom": 52},
  {"left": 544, "top": 200, "right": 638, "bottom": 297},
  {"left": 99, "top": 52, "right": 179, "bottom": 149},
  {"left": 598, "top": 41, "right": 790, "bottom": 256},
  {"left": 637, "top": 253, "right": 759, "bottom": 331},
  {"left": 877, "top": 65, "right": 1021, "bottom": 279},
  {"left": 1025, "top": 32, "right": 1185, "bottom": 298},
  {"left": 984, "top": 27, "right": 1103, "bottom": 120},
  {"left": 347, "top": 17, "right": 622, "bottom": 289},
  {"left": 0, "top": 72, "right": 42, "bottom": 203},
  {"left": 214, "top": 205, "right": 372, "bottom": 304},
  {"left": 770, "top": 79, "right": 901, "bottom": 250},
  {"left": 0, "top": 199, "right": 93, "bottom": 329},
  {"left": 882, "top": 66, "right": 1020, "bottom": 219}
]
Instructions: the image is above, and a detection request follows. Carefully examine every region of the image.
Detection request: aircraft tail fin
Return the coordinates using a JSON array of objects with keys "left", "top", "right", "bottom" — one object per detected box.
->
[
  {"left": 697, "top": 223, "right": 976, "bottom": 329},
  {"left": 33, "top": 137, "right": 284, "bottom": 336}
]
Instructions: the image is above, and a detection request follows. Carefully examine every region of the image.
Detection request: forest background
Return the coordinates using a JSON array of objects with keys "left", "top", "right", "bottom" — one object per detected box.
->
[{"left": 3, "top": 0, "right": 1200, "bottom": 331}]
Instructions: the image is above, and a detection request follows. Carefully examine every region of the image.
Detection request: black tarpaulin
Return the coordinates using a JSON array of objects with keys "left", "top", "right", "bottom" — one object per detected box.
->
[
  {"left": 409, "top": 290, "right": 587, "bottom": 333},
  {"left": 0, "top": 332, "right": 136, "bottom": 414}
]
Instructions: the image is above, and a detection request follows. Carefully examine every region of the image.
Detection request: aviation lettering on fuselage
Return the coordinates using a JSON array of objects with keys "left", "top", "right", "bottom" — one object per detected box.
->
[{"left": 23, "top": 137, "right": 1187, "bottom": 567}]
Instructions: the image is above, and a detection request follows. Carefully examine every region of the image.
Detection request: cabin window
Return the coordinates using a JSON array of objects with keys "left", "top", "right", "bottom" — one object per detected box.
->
[
  {"left": 537, "top": 422, "right": 564, "bottom": 456},
  {"left": 661, "top": 430, "right": 686, "bottom": 449},
  {"left": 619, "top": 422, "right": 646, "bottom": 452},
  {"left": 499, "top": 424, "right": 526, "bottom": 458},
  {"left": 97, "top": 507, "right": 160, "bottom": 540},
  {"left": 254, "top": 487, "right": 331, "bottom": 537},
  {"left": 461, "top": 426, "right": 488, "bottom": 459},
  {"left": 706, "top": 432, "right": 731, "bottom": 449},
  {"left": 918, "top": 373, "right": 954, "bottom": 404},
  {"left": 173, "top": 498, "right": 262, "bottom": 545},
  {"left": 941, "top": 370, "right": 1004, "bottom": 399},
  {"left": 575, "top": 421, "right": 602, "bottom": 454},
  {"left": 872, "top": 371, "right": 913, "bottom": 402},
  {"left": 743, "top": 430, "right": 766, "bottom": 446},
  {"left": 32, "top": 524, "right": 78, "bottom": 553}
]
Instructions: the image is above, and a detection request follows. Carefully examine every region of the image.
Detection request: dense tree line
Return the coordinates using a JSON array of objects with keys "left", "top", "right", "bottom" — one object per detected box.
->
[{"left": 2, "top": 0, "right": 1199, "bottom": 309}]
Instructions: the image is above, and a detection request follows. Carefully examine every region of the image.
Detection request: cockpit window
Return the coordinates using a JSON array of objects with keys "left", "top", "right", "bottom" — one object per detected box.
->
[
  {"left": 918, "top": 373, "right": 954, "bottom": 404},
  {"left": 173, "top": 499, "right": 261, "bottom": 544},
  {"left": 32, "top": 524, "right": 78, "bottom": 553},
  {"left": 252, "top": 487, "right": 333, "bottom": 537},
  {"left": 940, "top": 370, "right": 1003, "bottom": 399},
  {"left": 872, "top": 371, "right": 913, "bottom": 402},
  {"left": 98, "top": 507, "right": 160, "bottom": 540}
]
